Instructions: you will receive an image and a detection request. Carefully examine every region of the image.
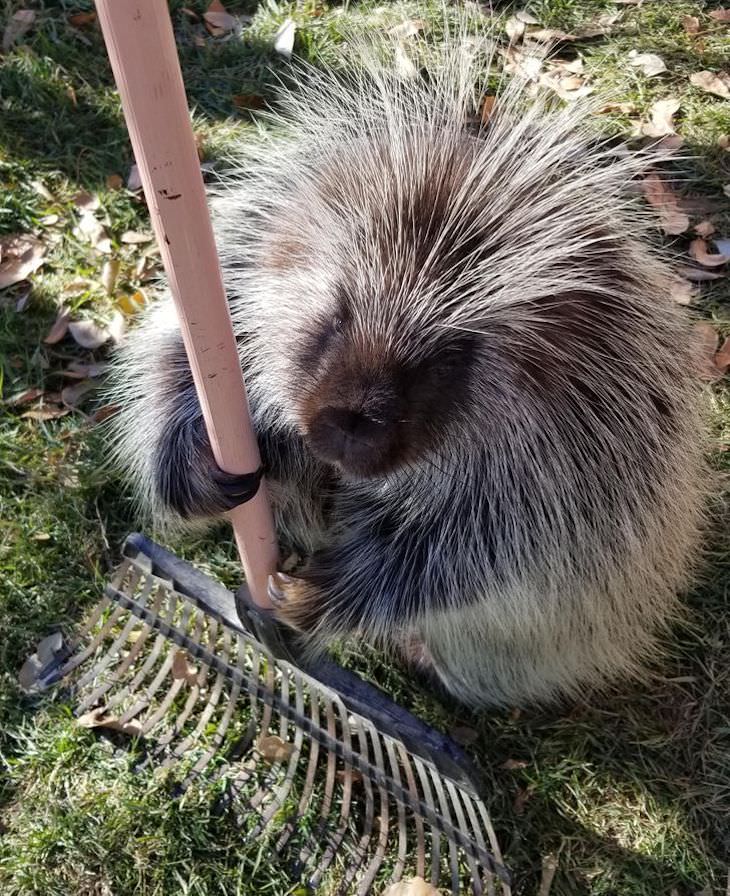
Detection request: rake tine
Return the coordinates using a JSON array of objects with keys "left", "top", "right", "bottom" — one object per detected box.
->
[
  {"left": 337, "top": 714, "right": 376, "bottom": 896},
  {"left": 445, "top": 779, "right": 482, "bottom": 894},
  {"left": 476, "top": 799, "right": 511, "bottom": 895},
  {"left": 458, "top": 786, "right": 497, "bottom": 896},
  {"left": 118, "top": 596, "right": 194, "bottom": 729},
  {"left": 101, "top": 584, "right": 177, "bottom": 714},
  {"left": 383, "top": 736, "right": 409, "bottom": 883},
  {"left": 305, "top": 692, "right": 355, "bottom": 888},
  {"left": 166, "top": 624, "right": 231, "bottom": 763},
  {"left": 412, "top": 755, "right": 442, "bottom": 887},
  {"left": 397, "top": 743, "right": 427, "bottom": 880},
  {"left": 75, "top": 572, "right": 154, "bottom": 704},
  {"left": 429, "top": 764, "right": 461, "bottom": 894},
  {"left": 356, "top": 724, "right": 391, "bottom": 895},
  {"left": 275, "top": 672, "right": 320, "bottom": 856},
  {"left": 154, "top": 616, "right": 219, "bottom": 756}
]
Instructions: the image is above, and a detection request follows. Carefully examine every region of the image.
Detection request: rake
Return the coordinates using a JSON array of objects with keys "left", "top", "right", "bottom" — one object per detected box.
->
[{"left": 20, "top": 2, "right": 511, "bottom": 893}]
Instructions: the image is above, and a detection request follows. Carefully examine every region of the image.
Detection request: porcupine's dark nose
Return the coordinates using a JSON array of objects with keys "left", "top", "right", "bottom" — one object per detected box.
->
[{"left": 308, "top": 404, "right": 396, "bottom": 477}]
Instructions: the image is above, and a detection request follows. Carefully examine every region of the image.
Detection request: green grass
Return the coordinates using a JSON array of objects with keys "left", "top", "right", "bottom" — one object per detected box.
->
[{"left": 0, "top": 1, "right": 729, "bottom": 894}]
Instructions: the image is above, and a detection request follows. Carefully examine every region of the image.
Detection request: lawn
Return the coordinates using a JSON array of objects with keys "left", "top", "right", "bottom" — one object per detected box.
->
[{"left": 0, "top": 1, "right": 728, "bottom": 894}]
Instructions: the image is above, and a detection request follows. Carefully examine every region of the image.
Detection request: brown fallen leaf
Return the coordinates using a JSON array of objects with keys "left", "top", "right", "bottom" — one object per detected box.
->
[
  {"left": 679, "top": 265, "right": 725, "bottom": 282},
  {"left": 689, "top": 238, "right": 728, "bottom": 268},
  {"left": 694, "top": 322, "right": 723, "bottom": 381},
  {"left": 40, "top": 214, "right": 60, "bottom": 227},
  {"left": 61, "top": 379, "right": 96, "bottom": 408},
  {"left": 480, "top": 94, "right": 496, "bottom": 125},
  {"left": 0, "top": 235, "right": 46, "bottom": 290},
  {"left": 171, "top": 648, "right": 199, "bottom": 684},
  {"left": 388, "top": 19, "right": 425, "bottom": 40},
  {"left": 380, "top": 877, "right": 440, "bottom": 896},
  {"left": 22, "top": 406, "right": 70, "bottom": 421},
  {"left": 106, "top": 173, "right": 124, "bottom": 190},
  {"left": 77, "top": 707, "right": 143, "bottom": 736},
  {"left": 63, "top": 360, "right": 108, "bottom": 379},
  {"left": 3, "top": 9, "right": 35, "bottom": 52},
  {"left": 715, "top": 337, "right": 730, "bottom": 373},
  {"left": 73, "top": 190, "right": 100, "bottom": 211},
  {"left": 640, "top": 173, "right": 689, "bottom": 235},
  {"left": 5, "top": 387, "right": 45, "bottom": 407},
  {"left": 628, "top": 51, "right": 667, "bottom": 77},
  {"left": 68, "top": 319, "right": 111, "bottom": 350},
  {"left": 108, "top": 310, "right": 126, "bottom": 343},
  {"left": 121, "top": 230, "right": 153, "bottom": 244},
  {"left": 232, "top": 93, "right": 266, "bottom": 113},
  {"left": 501, "top": 758, "right": 529, "bottom": 770},
  {"left": 505, "top": 15, "right": 526, "bottom": 43},
  {"left": 689, "top": 70, "right": 730, "bottom": 98},
  {"left": 92, "top": 404, "right": 120, "bottom": 424},
  {"left": 203, "top": 10, "right": 237, "bottom": 34},
  {"left": 708, "top": 9, "right": 730, "bottom": 23},
  {"left": 719, "top": 135, "right": 729, "bottom": 150},
  {"left": 516, "top": 9, "right": 541, "bottom": 24},
  {"left": 335, "top": 768, "right": 364, "bottom": 786},
  {"left": 75, "top": 210, "right": 112, "bottom": 253},
  {"left": 257, "top": 734, "right": 295, "bottom": 763},
  {"left": 525, "top": 27, "right": 578, "bottom": 43},
  {"left": 101, "top": 258, "right": 120, "bottom": 294},
  {"left": 681, "top": 15, "right": 700, "bottom": 34},
  {"left": 538, "top": 854, "right": 559, "bottom": 896},
  {"left": 69, "top": 12, "right": 97, "bottom": 28},
  {"left": 43, "top": 307, "right": 72, "bottom": 344},
  {"left": 641, "top": 97, "right": 680, "bottom": 137}
]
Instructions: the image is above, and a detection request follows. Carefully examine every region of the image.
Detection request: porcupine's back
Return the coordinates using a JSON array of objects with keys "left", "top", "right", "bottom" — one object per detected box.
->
[{"left": 109, "top": 19, "right": 706, "bottom": 707}]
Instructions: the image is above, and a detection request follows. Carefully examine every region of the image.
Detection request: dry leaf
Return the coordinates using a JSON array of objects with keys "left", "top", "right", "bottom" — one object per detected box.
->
[
  {"left": 108, "top": 310, "right": 126, "bottom": 343},
  {"left": 0, "top": 235, "right": 46, "bottom": 290},
  {"left": 117, "top": 289, "right": 147, "bottom": 315},
  {"left": 203, "top": 10, "right": 238, "bottom": 34},
  {"left": 719, "top": 135, "right": 729, "bottom": 150},
  {"left": 106, "top": 173, "right": 123, "bottom": 190},
  {"left": 43, "top": 306, "right": 71, "bottom": 344},
  {"left": 274, "top": 18, "right": 296, "bottom": 59},
  {"left": 573, "top": 13, "right": 619, "bottom": 38},
  {"left": 505, "top": 16, "right": 526, "bottom": 43},
  {"left": 101, "top": 259, "right": 119, "bottom": 294},
  {"left": 335, "top": 768, "right": 364, "bottom": 785},
  {"left": 679, "top": 265, "right": 725, "bottom": 282},
  {"left": 480, "top": 94, "right": 496, "bottom": 125},
  {"left": 526, "top": 27, "right": 578, "bottom": 42},
  {"left": 689, "top": 70, "right": 730, "bottom": 98},
  {"left": 724, "top": 184, "right": 730, "bottom": 198},
  {"left": 5, "top": 387, "right": 45, "bottom": 407},
  {"left": 77, "top": 707, "right": 143, "bottom": 736},
  {"left": 381, "top": 877, "right": 440, "bottom": 896},
  {"left": 40, "top": 214, "right": 59, "bottom": 227},
  {"left": 127, "top": 164, "right": 142, "bottom": 191},
  {"left": 171, "top": 649, "right": 199, "bottom": 683},
  {"left": 515, "top": 9, "right": 540, "bottom": 24},
  {"left": 681, "top": 15, "right": 700, "bottom": 34},
  {"left": 628, "top": 51, "right": 667, "bottom": 77},
  {"left": 715, "top": 337, "right": 730, "bottom": 373},
  {"left": 93, "top": 404, "right": 120, "bottom": 424},
  {"left": 257, "top": 734, "right": 295, "bottom": 763},
  {"left": 694, "top": 322, "right": 722, "bottom": 381},
  {"left": 500, "top": 47, "right": 543, "bottom": 82},
  {"left": 75, "top": 211, "right": 112, "bottom": 253},
  {"left": 121, "top": 230, "right": 153, "bottom": 244},
  {"left": 708, "top": 9, "right": 730, "bottom": 23},
  {"left": 73, "top": 190, "right": 100, "bottom": 211},
  {"left": 30, "top": 180, "right": 53, "bottom": 201},
  {"left": 641, "top": 174, "right": 689, "bottom": 235},
  {"left": 695, "top": 220, "right": 715, "bottom": 238},
  {"left": 641, "top": 97, "right": 680, "bottom": 137},
  {"left": 68, "top": 319, "right": 111, "bottom": 350},
  {"left": 3, "top": 9, "right": 35, "bottom": 52},
  {"left": 394, "top": 42, "right": 418, "bottom": 78},
  {"left": 61, "top": 379, "right": 96, "bottom": 408},
  {"left": 22, "top": 406, "right": 69, "bottom": 421},
  {"left": 233, "top": 93, "right": 266, "bottom": 111},
  {"left": 502, "top": 758, "right": 529, "bottom": 770},
  {"left": 388, "top": 19, "right": 424, "bottom": 40},
  {"left": 689, "top": 238, "right": 728, "bottom": 268},
  {"left": 63, "top": 360, "right": 107, "bottom": 379},
  {"left": 69, "top": 12, "right": 97, "bottom": 28},
  {"left": 63, "top": 278, "right": 94, "bottom": 298}
]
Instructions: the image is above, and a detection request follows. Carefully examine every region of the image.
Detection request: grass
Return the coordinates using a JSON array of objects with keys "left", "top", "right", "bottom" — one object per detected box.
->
[{"left": 0, "top": 0, "right": 728, "bottom": 894}]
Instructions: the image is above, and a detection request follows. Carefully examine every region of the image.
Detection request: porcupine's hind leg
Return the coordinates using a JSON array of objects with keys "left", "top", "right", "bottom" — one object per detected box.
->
[{"left": 109, "top": 296, "right": 263, "bottom": 523}]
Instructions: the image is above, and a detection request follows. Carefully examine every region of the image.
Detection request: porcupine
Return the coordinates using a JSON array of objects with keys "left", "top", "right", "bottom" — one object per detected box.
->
[{"left": 107, "top": 22, "right": 705, "bottom": 709}]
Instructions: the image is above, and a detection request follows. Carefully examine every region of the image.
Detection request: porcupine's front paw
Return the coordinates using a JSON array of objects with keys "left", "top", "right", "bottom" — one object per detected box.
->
[{"left": 267, "top": 572, "right": 324, "bottom": 635}]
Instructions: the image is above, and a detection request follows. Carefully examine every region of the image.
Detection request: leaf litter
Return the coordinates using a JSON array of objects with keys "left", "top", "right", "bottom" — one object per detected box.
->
[{"left": 0, "top": 235, "right": 46, "bottom": 290}]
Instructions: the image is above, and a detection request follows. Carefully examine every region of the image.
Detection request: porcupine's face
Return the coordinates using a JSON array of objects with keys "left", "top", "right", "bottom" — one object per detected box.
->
[{"left": 290, "top": 295, "right": 476, "bottom": 479}]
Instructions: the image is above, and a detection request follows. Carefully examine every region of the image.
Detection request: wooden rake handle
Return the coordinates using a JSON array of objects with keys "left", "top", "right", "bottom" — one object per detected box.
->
[{"left": 95, "top": 0, "right": 278, "bottom": 607}]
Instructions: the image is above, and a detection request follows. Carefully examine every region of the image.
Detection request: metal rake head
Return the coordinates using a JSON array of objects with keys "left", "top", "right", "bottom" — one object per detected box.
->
[{"left": 21, "top": 534, "right": 511, "bottom": 895}]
